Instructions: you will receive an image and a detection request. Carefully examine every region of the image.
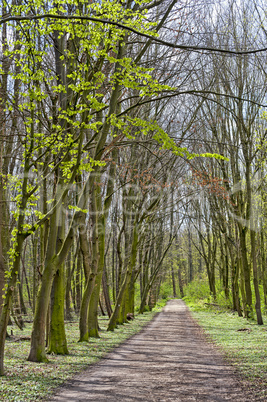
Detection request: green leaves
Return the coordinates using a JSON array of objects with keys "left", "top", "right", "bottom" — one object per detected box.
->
[
  {"left": 2, "top": 0, "right": 228, "bottom": 285},
  {"left": 68, "top": 205, "right": 88, "bottom": 214}
]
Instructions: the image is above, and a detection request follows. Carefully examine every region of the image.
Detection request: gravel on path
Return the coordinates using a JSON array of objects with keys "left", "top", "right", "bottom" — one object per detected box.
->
[{"left": 49, "top": 299, "right": 260, "bottom": 401}]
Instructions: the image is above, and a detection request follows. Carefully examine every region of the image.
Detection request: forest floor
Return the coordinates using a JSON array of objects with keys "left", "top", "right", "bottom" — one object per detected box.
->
[{"left": 48, "top": 299, "right": 265, "bottom": 401}]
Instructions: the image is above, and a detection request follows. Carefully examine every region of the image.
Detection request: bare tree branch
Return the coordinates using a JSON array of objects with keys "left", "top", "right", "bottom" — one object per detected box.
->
[{"left": 1, "top": 13, "right": 267, "bottom": 55}]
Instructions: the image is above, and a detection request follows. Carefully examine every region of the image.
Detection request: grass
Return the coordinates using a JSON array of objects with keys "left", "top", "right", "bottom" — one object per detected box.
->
[
  {"left": 188, "top": 304, "right": 267, "bottom": 398},
  {"left": 4, "top": 298, "right": 265, "bottom": 400},
  {"left": 0, "top": 307, "right": 162, "bottom": 402}
]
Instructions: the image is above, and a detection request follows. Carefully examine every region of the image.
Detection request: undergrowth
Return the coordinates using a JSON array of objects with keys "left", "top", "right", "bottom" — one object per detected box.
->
[
  {"left": 0, "top": 303, "right": 165, "bottom": 402},
  {"left": 189, "top": 304, "right": 267, "bottom": 399}
]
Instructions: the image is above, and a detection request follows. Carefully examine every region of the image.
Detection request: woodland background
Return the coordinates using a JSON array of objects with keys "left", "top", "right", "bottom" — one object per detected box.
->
[{"left": 0, "top": 0, "right": 267, "bottom": 376}]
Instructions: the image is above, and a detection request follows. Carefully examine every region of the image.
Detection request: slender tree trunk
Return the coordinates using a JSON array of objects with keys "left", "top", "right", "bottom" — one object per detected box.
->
[
  {"left": 261, "top": 231, "right": 267, "bottom": 309},
  {"left": 228, "top": 238, "right": 242, "bottom": 315},
  {"left": 13, "top": 284, "right": 24, "bottom": 329},
  {"left": 238, "top": 253, "right": 247, "bottom": 318},
  {"left": 78, "top": 213, "right": 92, "bottom": 338},
  {"left": 178, "top": 266, "right": 184, "bottom": 298},
  {"left": 32, "top": 234, "right": 39, "bottom": 314},
  {"left": 87, "top": 149, "right": 116, "bottom": 336},
  {"left": 102, "top": 265, "right": 113, "bottom": 318},
  {"left": 116, "top": 223, "right": 124, "bottom": 294},
  {"left": 0, "top": 190, "right": 5, "bottom": 319},
  {"left": 87, "top": 211, "right": 105, "bottom": 338},
  {"left": 221, "top": 240, "right": 229, "bottom": 300},
  {"left": 79, "top": 200, "right": 99, "bottom": 341},
  {"left": 99, "top": 298, "right": 105, "bottom": 316},
  {"left": 21, "top": 253, "right": 32, "bottom": 310},
  {"left": 250, "top": 230, "right": 263, "bottom": 325},
  {"left": 0, "top": 232, "right": 26, "bottom": 374},
  {"left": 18, "top": 269, "right": 27, "bottom": 316},
  {"left": 65, "top": 251, "right": 73, "bottom": 321},
  {"left": 112, "top": 220, "right": 117, "bottom": 302},
  {"left": 139, "top": 237, "right": 174, "bottom": 313},
  {"left": 0, "top": 145, "right": 32, "bottom": 373},
  {"left": 87, "top": 275, "right": 101, "bottom": 338},
  {"left": 75, "top": 250, "right": 82, "bottom": 314},
  {"left": 238, "top": 224, "right": 252, "bottom": 317},
  {"left": 233, "top": 259, "right": 242, "bottom": 316},
  {"left": 28, "top": 257, "right": 58, "bottom": 362},
  {"left": 127, "top": 270, "right": 136, "bottom": 314},
  {"left": 107, "top": 270, "right": 129, "bottom": 331},
  {"left": 87, "top": 255, "right": 104, "bottom": 337},
  {"left": 171, "top": 259, "right": 177, "bottom": 298},
  {"left": 0, "top": 4, "right": 9, "bottom": 371},
  {"left": 188, "top": 228, "right": 193, "bottom": 283},
  {"left": 108, "top": 222, "right": 138, "bottom": 330}
]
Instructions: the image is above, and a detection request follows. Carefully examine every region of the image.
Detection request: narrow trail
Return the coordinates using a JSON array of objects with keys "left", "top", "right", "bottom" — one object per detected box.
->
[{"left": 50, "top": 300, "right": 258, "bottom": 401}]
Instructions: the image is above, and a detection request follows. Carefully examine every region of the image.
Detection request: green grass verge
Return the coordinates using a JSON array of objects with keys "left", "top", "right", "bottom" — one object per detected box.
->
[
  {"left": 188, "top": 304, "right": 267, "bottom": 398},
  {"left": 0, "top": 308, "right": 162, "bottom": 402}
]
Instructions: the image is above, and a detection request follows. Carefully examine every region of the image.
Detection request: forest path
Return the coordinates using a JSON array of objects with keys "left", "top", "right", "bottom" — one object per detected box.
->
[{"left": 49, "top": 299, "right": 257, "bottom": 401}]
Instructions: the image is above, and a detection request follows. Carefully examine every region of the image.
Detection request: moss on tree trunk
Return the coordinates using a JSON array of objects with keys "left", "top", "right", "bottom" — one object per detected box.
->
[
  {"left": 48, "top": 264, "right": 69, "bottom": 354},
  {"left": 87, "top": 273, "right": 102, "bottom": 338}
]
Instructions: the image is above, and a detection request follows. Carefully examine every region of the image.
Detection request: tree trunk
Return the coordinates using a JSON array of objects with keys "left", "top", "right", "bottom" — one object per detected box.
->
[
  {"left": 48, "top": 263, "right": 69, "bottom": 354},
  {"left": 102, "top": 266, "right": 113, "bottom": 318},
  {"left": 178, "top": 266, "right": 184, "bottom": 298},
  {"left": 79, "top": 212, "right": 99, "bottom": 342},
  {"left": 0, "top": 156, "right": 30, "bottom": 373},
  {"left": 107, "top": 271, "right": 130, "bottom": 331},
  {"left": 238, "top": 224, "right": 252, "bottom": 317},
  {"left": 75, "top": 250, "right": 82, "bottom": 314},
  {"left": 13, "top": 286, "right": 24, "bottom": 329},
  {"left": 65, "top": 251, "right": 73, "bottom": 321},
  {"left": 28, "top": 257, "right": 58, "bottom": 362},
  {"left": 260, "top": 231, "right": 267, "bottom": 309},
  {"left": 127, "top": 270, "right": 136, "bottom": 314},
  {"left": 171, "top": 260, "right": 177, "bottom": 298},
  {"left": 250, "top": 230, "right": 263, "bottom": 325},
  {"left": 0, "top": 198, "right": 5, "bottom": 319},
  {"left": 87, "top": 215, "right": 105, "bottom": 338},
  {"left": 18, "top": 270, "right": 27, "bottom": 316},
  {"left": 231, "top": 251, "right": 242, "bottom": 316},
  {"left": 188, "top": 228, "right": 193, "bottom": 283},
  {"left": 87, "top": 272, "right": 102, "bottom": 338}
]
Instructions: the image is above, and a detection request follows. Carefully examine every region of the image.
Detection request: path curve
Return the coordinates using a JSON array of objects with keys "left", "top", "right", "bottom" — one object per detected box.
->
[{"left": 50, "top": 299, "right": 257, "bottom": 401}]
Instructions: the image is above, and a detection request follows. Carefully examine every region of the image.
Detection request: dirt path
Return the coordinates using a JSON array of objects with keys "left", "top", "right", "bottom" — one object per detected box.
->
[{"left": 49, "top": 300, "right": 259, "bottom": 401}]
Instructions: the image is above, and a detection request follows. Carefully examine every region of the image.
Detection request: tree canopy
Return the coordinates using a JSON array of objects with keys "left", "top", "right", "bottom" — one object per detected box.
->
[{"left": 0, "top": 0, "right": 266, "bottom": 377}]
